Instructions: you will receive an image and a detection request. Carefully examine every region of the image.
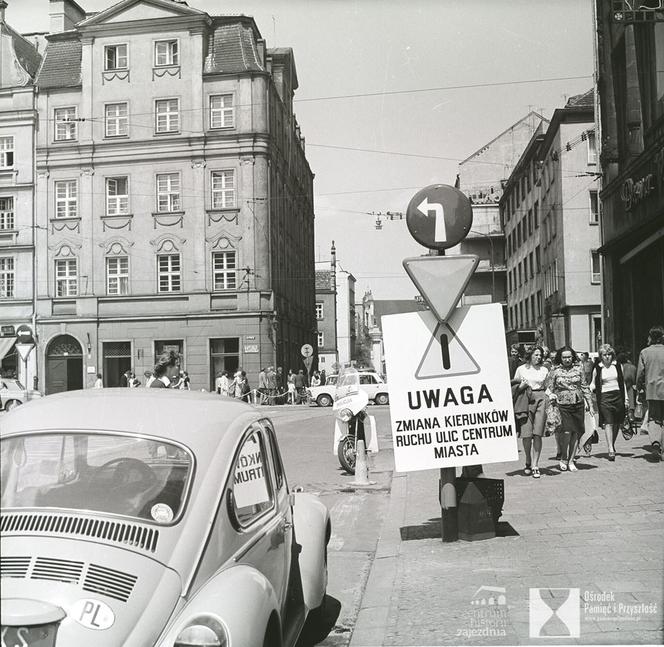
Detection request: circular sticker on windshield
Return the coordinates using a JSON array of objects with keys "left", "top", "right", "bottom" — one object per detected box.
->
[{"left": 151, "top": 503, "right": 174, "bottom": 523}]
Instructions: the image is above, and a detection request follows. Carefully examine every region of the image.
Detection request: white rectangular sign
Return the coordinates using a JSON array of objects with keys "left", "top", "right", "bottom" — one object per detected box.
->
[{"left": 382, "top": 303, "right": 518, "bottom": 472}]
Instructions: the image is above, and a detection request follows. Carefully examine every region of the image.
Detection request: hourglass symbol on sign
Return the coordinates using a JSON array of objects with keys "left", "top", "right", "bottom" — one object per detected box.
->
[{"left": 529, "top": 588, "right": 580, "bottom": 638}]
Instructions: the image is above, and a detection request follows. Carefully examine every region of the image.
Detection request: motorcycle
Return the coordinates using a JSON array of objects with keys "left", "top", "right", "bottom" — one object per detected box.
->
[{"left": 332, "top": 367, "right": 379, "bottom": 474}]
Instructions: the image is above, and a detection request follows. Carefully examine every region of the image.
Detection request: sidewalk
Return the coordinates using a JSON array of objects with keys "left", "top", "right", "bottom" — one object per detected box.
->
[{"left": 351, "top": 434, "right": 664, "bottom": 646}]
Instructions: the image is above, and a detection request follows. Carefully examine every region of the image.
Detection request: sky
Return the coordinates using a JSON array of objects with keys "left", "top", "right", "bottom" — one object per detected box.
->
[{"left": 7, "top": 0, "right": 595, "bottom": 300}]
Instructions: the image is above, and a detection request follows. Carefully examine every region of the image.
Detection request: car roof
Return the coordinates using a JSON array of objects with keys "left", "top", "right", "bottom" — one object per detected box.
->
[{"left": 0, "top": 389, "right": 261, "bottom": 450}]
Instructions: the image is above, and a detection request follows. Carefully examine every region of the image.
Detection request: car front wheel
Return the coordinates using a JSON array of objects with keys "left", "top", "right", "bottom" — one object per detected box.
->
[
  {"left": 375, "top": 393, "right": 389, "bottom": 405},
  {"left": 317, "top": 394, "right": 333, "bottom": 407},
  {"left": 5, "top": 399, "right": 21, "bottom": 411}
]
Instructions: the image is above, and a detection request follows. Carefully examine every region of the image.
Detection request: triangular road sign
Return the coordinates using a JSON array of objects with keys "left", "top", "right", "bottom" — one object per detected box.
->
[
  {"left": 403, "top": 255, "right": 479, "bottom": 322},
  {"left": 415, "top": 320, "right": 480, "bottom": 380}
]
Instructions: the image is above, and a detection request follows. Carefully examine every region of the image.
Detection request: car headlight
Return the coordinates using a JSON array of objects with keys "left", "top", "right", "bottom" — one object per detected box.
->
[
  {"left": 335, "top": 408, "right": 353, "bottom": 422},
  {"left": 174, "top": 616, "right": 228, "bottom": 647}
]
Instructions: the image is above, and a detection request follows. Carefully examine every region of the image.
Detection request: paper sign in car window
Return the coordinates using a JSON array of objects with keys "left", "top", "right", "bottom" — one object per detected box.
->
[{"left": 233, "top": 434, "right": 270, "bottom": 508}]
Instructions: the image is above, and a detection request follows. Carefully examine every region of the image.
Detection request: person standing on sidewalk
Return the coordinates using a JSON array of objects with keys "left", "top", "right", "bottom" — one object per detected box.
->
[
  {"left": 512, "top": 346, "right": 549, "bottom": 478},
  {"left": 545, "top": 346, "right": 594, "bottom": 472},
  {"left": 636, "top": 325, "right": 664, "bottom": 461},
  {"left": 591, "top": 344, "right": 628, "bottom": 461}
]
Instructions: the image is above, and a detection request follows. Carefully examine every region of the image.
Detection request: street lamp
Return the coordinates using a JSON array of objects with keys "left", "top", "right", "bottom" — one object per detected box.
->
[{"left": 470, "top": 229, "right": 495, "bottom": 303}]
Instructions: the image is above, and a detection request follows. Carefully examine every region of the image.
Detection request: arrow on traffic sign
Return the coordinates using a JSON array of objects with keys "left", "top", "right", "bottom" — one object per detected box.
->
[
  {"left": 403, "top": 255, "right": 479, "bottom": 322},
  {"left": 415, "top": 318, "right": 480, "bottom": 379},
  {"left": 417, "top": 197, "right": 447, "bottom": 242}
]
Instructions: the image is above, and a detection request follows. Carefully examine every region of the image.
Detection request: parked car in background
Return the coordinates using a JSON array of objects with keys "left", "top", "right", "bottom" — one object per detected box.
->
[
  {"left": 307, "top": 370, "right": 389, "bottom": 407},
  {"left": 0, "top": 378, "right": 42, "bottom": 411},
  {"left": 1, "top": 390, "right": 330, "bottom": 647}
]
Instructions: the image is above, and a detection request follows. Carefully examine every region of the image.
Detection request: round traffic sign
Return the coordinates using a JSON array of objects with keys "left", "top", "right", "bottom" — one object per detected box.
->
[
  {"left": 301, "top": 344, "right": 314, "bottom": 358},
  {"left": 406, "top": 184, "right": 473, "bottom": 250}
]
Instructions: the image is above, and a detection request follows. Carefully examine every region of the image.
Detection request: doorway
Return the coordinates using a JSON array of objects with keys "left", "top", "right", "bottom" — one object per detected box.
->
[
  {"left": 103, "top": 341, "right": 132, "bottom": 387},
  {"left": 45, "top": 334, "right": 83, "bottom": 395}
]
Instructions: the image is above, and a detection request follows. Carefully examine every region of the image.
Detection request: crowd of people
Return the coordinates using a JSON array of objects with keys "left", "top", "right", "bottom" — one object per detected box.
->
[{"left": 509, "top": 324, "right": 664, "bottom": 476}]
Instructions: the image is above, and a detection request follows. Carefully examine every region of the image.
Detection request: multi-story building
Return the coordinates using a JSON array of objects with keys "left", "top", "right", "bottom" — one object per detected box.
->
[
  {"left": 314, "top": 242, "right": 356, "bottom": 373},
  {"left": 32, "top": 0, "right": 315, "bottom": 393},
  {"left": 453, "top": 112, "right": 548, "bottom": 316},
  {"left": 595, "top": 3, "right": 664, "bottom": 357},
  {"left": 0, "top": 1, "right": 42, "bottom": 384},
  {"left": 501, "top": 91, "right": 601, "bottom": 352}
]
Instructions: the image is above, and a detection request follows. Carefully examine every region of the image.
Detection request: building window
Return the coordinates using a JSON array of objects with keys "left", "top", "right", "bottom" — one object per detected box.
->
[
  {"left": 55, "top": 258, "right": 78, "bottom": 297},
  {"left": 316, "top": 302, "right": 324, "bottom": 319},
  {"left": 211, "top": 170, "right": 235, "bottom": 209},
  {"left": 156, "top": 173, "right": 180, "bottom": 212},
  {"left": 528, "top": 209, "right": 533, "bottom": 236},
  {"left": 591, "top": 250, "right": 601, "bottom": 284},
  {"left": 106, "top": 177, "right": 129, "bottom": 215},
  {"left": 534, "top": 201, "right": 539, "bottom": 228},
  {"left": 535, "top": 245, "right": 541, "bottom": 272},
  {"left": 0, "top": 137, "right": 14, "bottom": 168},
  {"left": 105, "top": 103, "right": 128, "bottom": 137},
  {"left": 537, "top": 291, "right": 542, "bottom": 317},
  {"left": 0, "top": 257, "right": 14, "bottom": 298},
  {"left": 55, "top": 180, "right": 77, "bottom": 218},
  {"left": 529, "top": 253, "right": 534, "bottom": 279},
  {"left": 587, "top": 130, "right": 597, "bottom": 165},
  {"left": 212, "top": 251, "right": 237, "bottom": 290},
  {"left": 105, "top": 44, "right": 128, "bottom": 70},
  {"left": 210, "top": 94, "right": 234, "bottom": 129},
  {"left": 589, "top": 190, "right": 599, "bottom": 224},
  {"left": 158, "top": 254, "right": 181, "bottom": 292},
  {"left": 0, "top": 197, "right": 14, "bottom": 230},
  {"left": 317, "top": 331, "right": 324, "bottom": 347},
  {"left": 54, "top": 107, "right": 77, "bottom": 141},
  {"left": 155, "top": 99, "right": 179, "bottom": 133},
  {"left": 106, "top": 256, "right": 129, "bottom": 295},
  {"left": 155, "top": 40, "right": 179, "bottom": 66}
]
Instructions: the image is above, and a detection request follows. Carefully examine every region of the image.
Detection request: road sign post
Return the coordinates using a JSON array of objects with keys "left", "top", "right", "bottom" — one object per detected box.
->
[{"left": 384, "top": 184, "right": 518, "bottom": 542}]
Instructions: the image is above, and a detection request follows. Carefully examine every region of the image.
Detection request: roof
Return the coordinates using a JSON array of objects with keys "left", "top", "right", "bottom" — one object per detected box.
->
[
  {"left": 1, "top": 389, "right": 259, "bottom": 452},
  {"left": 1, "top": 21, "right": 42, "bottom": 80},
  {"left": 315, "top": 270, "right": 333, "bottom": 291},
  {"left": 565, "top": 88, "right": 594, "bottom": 108},
  {"left": 204, "top": 20, "right": 264, "bottom": 74},
  {"left": 374, "top": 299, "right": 427, "bottom": 329},
  {"left": 459, "top": 111, "right": 549, "bottom": 166},
  {"left": 36, "top": 34, "right": 82, "bottom": 88}
]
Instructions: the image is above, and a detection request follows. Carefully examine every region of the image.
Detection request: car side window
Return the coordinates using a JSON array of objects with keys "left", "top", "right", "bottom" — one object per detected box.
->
[
  {"left": 359, "top": 375, "right": 370, "bottom": 385},
  {"left": 262, "top": 421, "right": 285, "bottom": 490},
  {"left": 231, "top": 427, "right": 274, "bottom": 526}
]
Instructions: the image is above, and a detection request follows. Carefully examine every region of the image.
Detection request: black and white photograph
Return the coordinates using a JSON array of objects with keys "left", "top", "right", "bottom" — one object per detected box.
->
[{"left": 1, "top": 0, "right": 663, "bottom": 645}]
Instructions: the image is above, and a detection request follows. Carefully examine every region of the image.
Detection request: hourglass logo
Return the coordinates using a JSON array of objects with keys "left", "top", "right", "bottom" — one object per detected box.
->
[{"left": 529, "top": 588, "right": 580, "bottom": 638}]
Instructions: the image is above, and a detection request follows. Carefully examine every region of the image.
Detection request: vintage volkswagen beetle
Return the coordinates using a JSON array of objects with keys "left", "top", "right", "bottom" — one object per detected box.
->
[{"left": 0, "top": 389, "right": 330, "bottom": 647}]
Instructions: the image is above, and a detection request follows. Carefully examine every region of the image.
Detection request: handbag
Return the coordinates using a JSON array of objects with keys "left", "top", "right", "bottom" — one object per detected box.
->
[
  {"left": 545, "top": 400, "right": 561, "bottom": 436},
  {"left": 584, "top": 409, "right": 598, "bottom": 443}
]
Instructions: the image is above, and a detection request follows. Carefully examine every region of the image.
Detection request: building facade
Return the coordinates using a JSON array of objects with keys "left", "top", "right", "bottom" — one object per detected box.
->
[
  {"left": 30, "top": 0, "right": 315, "bottom": 393},
  {"left": 454, "top": 112, "right": 548, "bottom": 316},
  {"left": 0, "top": 1, "right": 43, "bottom": 385},
  {"left": 595, "top": 2, "right": 664, "bottom": 358},
  {"left": 501, "top": 91, "right": 601, "bottom": 352}
]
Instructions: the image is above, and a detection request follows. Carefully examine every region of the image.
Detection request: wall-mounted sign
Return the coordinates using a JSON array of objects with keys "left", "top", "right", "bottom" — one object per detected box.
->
[
  {"left": 1, "top": 325, "right": 15, "bottom": 337},
  {"left": 612, "top": 1, "right": 664, "bottom": 23},
  {"left": 244, "top": 344, "right": 259, "bottom": 353}
]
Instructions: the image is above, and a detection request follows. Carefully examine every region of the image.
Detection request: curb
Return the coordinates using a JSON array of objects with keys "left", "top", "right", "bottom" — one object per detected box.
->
[{"left": 349, "top": 471, "right": 408, "bottom": 647}]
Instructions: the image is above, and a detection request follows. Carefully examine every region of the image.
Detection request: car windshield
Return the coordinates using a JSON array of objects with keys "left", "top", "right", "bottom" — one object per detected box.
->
[
  {"left": 3, "top": 379, "right": 24, "bottom": 390},
  {"left": 1, "top": 432, "right": 193, "bottom": 525},
  {"left": 335, "top": 367, "right": 360, "bottom": 400}
]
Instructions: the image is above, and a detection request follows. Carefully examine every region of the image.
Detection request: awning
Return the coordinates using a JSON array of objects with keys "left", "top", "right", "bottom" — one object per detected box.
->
[{"left": 0, "top": 337, "right": 17, "bottom": 362}]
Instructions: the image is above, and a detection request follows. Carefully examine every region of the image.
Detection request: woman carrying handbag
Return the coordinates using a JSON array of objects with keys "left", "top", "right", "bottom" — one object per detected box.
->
[{"left": 591, "top": 344, "right": 629, "bottom": 461}]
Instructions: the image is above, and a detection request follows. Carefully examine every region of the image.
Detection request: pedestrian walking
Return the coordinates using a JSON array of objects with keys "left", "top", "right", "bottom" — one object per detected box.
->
[
  {"left": 149, "top": 350, "right": 180, "bottom": 388},
  {"left": 128, "top": 372, "right": 140, "bottom": 388},
  {"left": 620, "top": 352, "right": 637, "bottom": 421},
  {"left": 177, "top": 370, "right": 190, "bottom": 390},
  {"left": 94, "top": 373, "right": 103, "bottom": 389},
  {"left": 287, "top": 370, "right": 296, "bottom": 405},
  {"left": 636, "top": 325, "right": 664, "bottom": 461},
  {"left": 293, "top": 369, "right": 306, "bottom": 404},
  {"left": 258, "top": 367, "right": 268, "bottom": 405},
  {"left": 512, "top": 347, "right": 549, "bottom": 478},
  {"left": 266, "top": 366, "right": 277, "bottom": 404},
  {"left": 545, "top": 346, "right": 594, "bottom": 472},
  {"left": 311, "top": 370, "right": 321, "bottom": 387},
  {"left": 591, "top": 344, "right": 628, "bottom": 461},
  {"left": 120, "top": 370, "right": 131, "bottom": 388},
  {"left": 508, "top": 344, "right": 524, "bottom": 380}
]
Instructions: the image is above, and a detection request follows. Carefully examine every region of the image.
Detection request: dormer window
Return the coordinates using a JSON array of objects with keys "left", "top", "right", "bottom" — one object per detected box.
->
[
  {"left": 105, "top": 44, "right": 128, "bottom": 71},
  {"left": 155, "top": 40, "right": 179, "bottom": 66}
]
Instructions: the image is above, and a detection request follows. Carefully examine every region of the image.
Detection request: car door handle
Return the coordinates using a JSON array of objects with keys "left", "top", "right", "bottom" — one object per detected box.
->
[{"left": 281, "top": 520, "right": 293, "bottom": 531}]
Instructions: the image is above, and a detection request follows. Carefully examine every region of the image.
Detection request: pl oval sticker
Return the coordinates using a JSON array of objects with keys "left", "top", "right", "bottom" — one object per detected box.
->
[
  {"left": 71, "top": 599, "right": 115, "bottom": 630},
  {"left": 151, "top": 503, "right": 174, "bottom": 523}
]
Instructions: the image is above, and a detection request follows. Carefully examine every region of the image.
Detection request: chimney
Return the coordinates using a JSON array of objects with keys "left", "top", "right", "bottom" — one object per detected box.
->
[
  {"left": 330, "top": 241, "right": 336, "bottom": 269},
  {"left": 50, "top": 0, "right": 86, "bottom": 33},
  {"left": 0, "top": 1, "right": 7, "bottom": 24}
]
